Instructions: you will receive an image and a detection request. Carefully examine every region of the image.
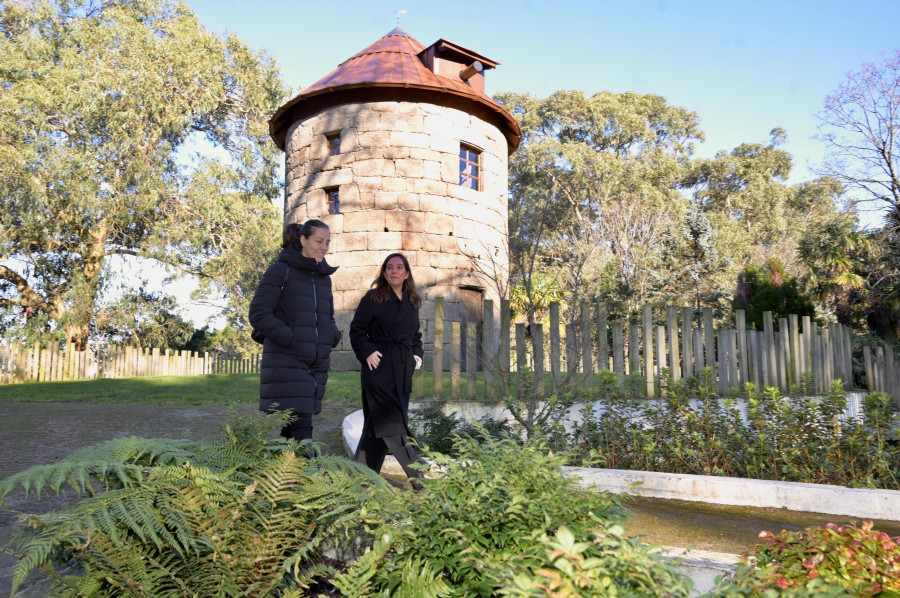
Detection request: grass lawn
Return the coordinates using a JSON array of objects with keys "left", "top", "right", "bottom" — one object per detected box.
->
[
  {"left": 0, "top": 370, "right": 504, "bottom": 405},
  {"left": 0, "top": 372, "right": 362, "bottom": 405}
]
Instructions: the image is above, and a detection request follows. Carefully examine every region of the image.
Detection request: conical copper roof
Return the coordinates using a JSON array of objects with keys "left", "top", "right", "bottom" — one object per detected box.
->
[{"left": 269, "top": 28, "right": 521, "bottom": 153}]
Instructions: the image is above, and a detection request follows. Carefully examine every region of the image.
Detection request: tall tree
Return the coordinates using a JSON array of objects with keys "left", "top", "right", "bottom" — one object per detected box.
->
[
  {"left": 687, "top": 129, "right": 795, "bottom": 269},
  {"left": 0, "top": 0, "right": 286, "bottom": 348},
  {"left": 816, "top": 49, "right": 900, "bottom": 228},
  {"left": 497, "top": 89, "right": 704, "bottom": 322}
]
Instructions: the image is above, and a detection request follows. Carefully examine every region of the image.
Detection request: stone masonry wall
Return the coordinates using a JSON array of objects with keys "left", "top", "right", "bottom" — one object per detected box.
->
[{"left": 284, "top": 100, "right": 509, "bottom": 371}]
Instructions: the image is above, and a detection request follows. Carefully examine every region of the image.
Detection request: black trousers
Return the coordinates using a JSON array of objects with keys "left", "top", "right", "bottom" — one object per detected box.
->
[
  {"left": 354, "top": 427, "right": 423, "bottom": 479},
  {"left": 280, "top": 412, "right": 313, "bottom": 443}
]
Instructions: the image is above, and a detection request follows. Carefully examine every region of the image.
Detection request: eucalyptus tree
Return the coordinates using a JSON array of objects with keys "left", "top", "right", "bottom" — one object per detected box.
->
[
  {"left": 497, "top": 89, "right": 704, "bottom": 323},
  {"left": 687, "top": 129, "right": 797, "bottom": 271},
  {"left": 0, "top": 0, "right": 286, "bottom": 348}
]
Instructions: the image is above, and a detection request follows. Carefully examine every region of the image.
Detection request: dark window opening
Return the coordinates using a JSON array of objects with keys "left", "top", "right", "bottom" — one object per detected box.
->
[
  {"left": 326, "top": 133, "right": 341, "bottom": 156},
  {"left": 459, "top": 144, "right": 481, "bottom": 190},
  {"left": 325, "top": 187, "right": 340, "bottom": 214}
]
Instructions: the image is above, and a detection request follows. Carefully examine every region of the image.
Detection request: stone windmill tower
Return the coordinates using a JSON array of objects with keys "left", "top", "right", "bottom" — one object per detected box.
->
[{"left": 268, "top": 27, "right": 522, "bottom": 370}]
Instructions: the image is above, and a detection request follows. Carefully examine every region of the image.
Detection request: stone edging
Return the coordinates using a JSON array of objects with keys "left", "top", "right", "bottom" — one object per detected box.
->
[
  {"left": 342, "top": 409, "right": 900, "bottom": 523},
  {"left": 564, "top": 467, "right": 900, "bottom": 522}
]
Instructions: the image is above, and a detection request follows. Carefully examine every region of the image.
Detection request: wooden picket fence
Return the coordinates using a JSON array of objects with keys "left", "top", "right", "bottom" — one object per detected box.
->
[
  {"left": 2, "top": 297, "right": 898, "bottom": 405},
  {"left": 416, "top": 298, "right": 900, "bottom": 405},
  {"left": 0, "top": 340, "right": 259, "bottom": 384}
]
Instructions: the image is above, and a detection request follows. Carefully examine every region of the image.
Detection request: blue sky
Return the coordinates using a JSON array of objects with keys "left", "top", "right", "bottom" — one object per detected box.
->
[{"left": 186, "top": 0, "right": 900, "bottom": 186}]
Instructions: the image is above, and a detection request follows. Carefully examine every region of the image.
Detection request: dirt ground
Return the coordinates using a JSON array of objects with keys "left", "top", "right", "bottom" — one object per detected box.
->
[{"left": 0, "top": 400, "right": 358, "bottom": 597}]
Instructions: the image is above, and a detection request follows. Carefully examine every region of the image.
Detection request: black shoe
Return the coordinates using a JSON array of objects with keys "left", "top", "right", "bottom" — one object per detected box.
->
[{"left": 410, "top": 480, "right": 425, "bottom": 492}]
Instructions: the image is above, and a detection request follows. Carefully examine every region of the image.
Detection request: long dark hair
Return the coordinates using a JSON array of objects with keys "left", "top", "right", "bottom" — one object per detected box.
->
[
  {"left": 370, "top": 252, "right": 422, "bottom": 309},
  {"left": 282, "top": 219, "right": 328, "bottom": 250}
]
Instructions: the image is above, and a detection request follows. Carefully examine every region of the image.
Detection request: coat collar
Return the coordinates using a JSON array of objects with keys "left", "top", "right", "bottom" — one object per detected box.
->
[{"left": 278, "top": 246, "right": 338, "bottom": 275}]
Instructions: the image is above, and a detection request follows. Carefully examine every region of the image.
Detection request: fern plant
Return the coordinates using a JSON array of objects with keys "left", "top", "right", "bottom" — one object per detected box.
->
[{"left": 1, "top": 410, "right": 387, "bottom": 597}]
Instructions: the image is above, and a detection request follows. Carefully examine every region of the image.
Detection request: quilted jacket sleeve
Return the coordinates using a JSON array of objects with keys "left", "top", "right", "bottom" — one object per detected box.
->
[{"left": 248, "top": 263, "right": 293, "bottom": 347}]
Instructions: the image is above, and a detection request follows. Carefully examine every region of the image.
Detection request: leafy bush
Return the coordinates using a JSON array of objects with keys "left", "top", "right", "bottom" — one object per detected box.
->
[
  {"left": 497, "top": 525, "right": 693, "bottom": 597},
  {"left": 568, "top": 373, "right": 900, "bottom": 489},
  {"left": 709, "top": 522, "right": 900, "bottom": 597},
  {"left": 409, "top": 401, "right": 514, "bottom": 455},
  {"left": 734, "top": 259, "right": 817, "bottom": 330},
  {"left": 337, "top": 432, "right": 689, "bottom": 597}
]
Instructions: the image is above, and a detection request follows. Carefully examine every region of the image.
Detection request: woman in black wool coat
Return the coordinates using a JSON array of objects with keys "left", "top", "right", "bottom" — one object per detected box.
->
[
  {"left": 249, "top": 220, "right": 341, "bottom": 446},
  {"left": 350, "top": 252, "right": 425, "bottom": 483}
]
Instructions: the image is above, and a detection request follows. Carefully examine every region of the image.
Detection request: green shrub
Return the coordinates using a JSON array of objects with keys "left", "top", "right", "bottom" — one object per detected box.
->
[
  {"left": 338, "top": 432, "right": 688, "bottom": 597},
  {"left": 567, "top": 375, "right": 900, "bottom": 490},
  {"left": 496, "top": 525, "right": 692, "bottom": 597},
  {"left": 1, "top": 411, "right": 385, "bottom": 597},
  {"left": 410, "top": 401, "right": 513, "bottom": 455},
  {"left": 709, "top": 522, "right": 900, "bottom": 597}
]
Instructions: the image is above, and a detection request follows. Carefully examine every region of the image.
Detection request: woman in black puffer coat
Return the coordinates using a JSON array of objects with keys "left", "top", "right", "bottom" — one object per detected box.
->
[{"left": 249, "top": 220, "right": 341, "bottom": 444}]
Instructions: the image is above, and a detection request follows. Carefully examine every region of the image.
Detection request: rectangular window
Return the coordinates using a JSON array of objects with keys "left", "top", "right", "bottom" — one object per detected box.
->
[
  {"left": 326, "top": 133, "right": 341, "bottom": 156},
  {"left": 459, "top": 144, "right": 481, "bottom": 190},
  {"left": 325, "top": 187, "right": 340, "bottom": 214}
]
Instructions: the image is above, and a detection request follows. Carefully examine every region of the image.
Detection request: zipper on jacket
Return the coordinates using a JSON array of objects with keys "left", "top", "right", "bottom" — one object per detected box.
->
[
  {"left": 306, "top": 369, "right": 318, "bottom": 392},
  {"left": 311, "top": 272, "right": 319, "bottom": 344}
]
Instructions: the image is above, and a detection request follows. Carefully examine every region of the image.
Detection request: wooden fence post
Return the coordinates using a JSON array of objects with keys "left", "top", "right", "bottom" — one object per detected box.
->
[
  {"left": 735, "top": 309, "right": 748, "bottom": 387},
  {"left": 482, "top": 299, "right": 494, "bottom": 400},
  {"left": 703, "top": 308, "right": 715, "bottom": 382},
  {"left": 628, "top": 324, "right": 640, "bottom": 385},
  {"left": 15, "top": 339, "right": 26, "bottom": 383},
  {"left": 762, "top": 311, "right": 776, "bottom": 389},
  {"left": 433, "top": 297, "right": 444, "bottom": 399},
  {"left": 596, "top": 302, "right": 609, "bottom": 373},
  {"left": 748, "top": 331, "right": 760, "bottom": 388},
  {"left": 717, "top": 329, "right": 728, "bottom": 395},
  {"left": 566, "top": 323, "right": 578, "bottom": 391},
  {"left": 643, "top": 305, "right": 654, "bottom": 398},
  {"left": 875, "top": 345, "right": 885, "bottom": 393},
  {"left": 533, "top": 323, "right": 545, "bottom": 398},
  {"left": 789, "top": 314, "right": 801, "bottom": 386},
  {"left": 667, "top": 306, "right": 680, "bottom": 382},
  {"left": 802, "top": 315, "right": 812, "bottom": 380},
  {"left": 682, "top": 307, "right": 694, "bottom": 378},
  {"left": 466, "top": 322, "right": 477, "bottom": 400},
  {"left": 500, "top": 299, "right": 511, "bottom": 398},
  {"left": 809, "top": 321, "right": 821, "bottom": 393},
  {"left": 612, "top": 322, "right": 625, "bottom": 387},
  {"left": 581, "top": 302, "right": 592, "bottom": 391},
  {"left": 727, "top": 329, "right": 738, "bottom": 393},
  {"left": 450, "top": 322, "right": 462, "bottom": 401},
  {"left": 822, "top": 327, "right": 833, "bottom": 390},
  {"left": 656, "top": 325, "right": 667, "bottom": 394},
  {"left": 1, "top": 340, "right": 8, "bottom": 385},
  {"left": 516, "top": 323, "right": 527, "bottom": 400},
  {"left": 863, "top": 346, "right": 874, "bottom": 392},
  {"left": 549, "top": 302, "right": 561, "bottom": 394},
  {"left": 778, "top": 318, "right": 790, "bottom": 390}
]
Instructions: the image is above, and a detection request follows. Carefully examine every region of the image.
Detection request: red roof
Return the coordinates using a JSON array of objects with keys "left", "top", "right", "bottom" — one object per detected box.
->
[{"left": 269, "top": 28, "right": 521, "bottom": 153}]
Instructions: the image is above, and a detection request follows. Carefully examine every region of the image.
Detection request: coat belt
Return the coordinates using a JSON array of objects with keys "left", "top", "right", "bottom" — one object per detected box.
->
[{"left": 371, "top": 335, "right": 413, "bottom": 394}]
